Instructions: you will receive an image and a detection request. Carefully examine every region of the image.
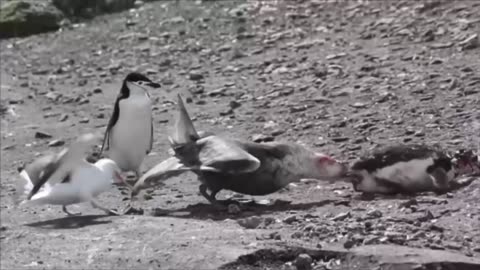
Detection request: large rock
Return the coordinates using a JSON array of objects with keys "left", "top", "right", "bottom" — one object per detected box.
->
[
  {"left": 52, "top": 0, "right": 136, "bottom": 18},
  {"left": 0, "top": 0, "right": 64, "bottom": 39},
  {"left": 221, "top": 244, "right": 480, "bottom": 270}
]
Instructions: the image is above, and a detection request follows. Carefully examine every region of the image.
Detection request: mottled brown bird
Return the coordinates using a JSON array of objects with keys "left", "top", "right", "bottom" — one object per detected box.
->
[{"left": 131, "top": 95, "right": 348, "bottom": 205}]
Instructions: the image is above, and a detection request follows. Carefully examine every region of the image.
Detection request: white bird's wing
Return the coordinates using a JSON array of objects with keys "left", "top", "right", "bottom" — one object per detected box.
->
[
  {"left": 14, "top": 153, "right": 58, "bottom": 205},
  {"left": 23, "top": 133, "right": 100, "bottom": 200}
]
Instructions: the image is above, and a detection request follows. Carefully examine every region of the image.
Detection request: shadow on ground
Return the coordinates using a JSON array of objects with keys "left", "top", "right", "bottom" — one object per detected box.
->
[
  {"left": 133, "top": 199, "right": 337, "bottom": 221},
  {"left": 25, "top": 214, "right": 111, "bottom": 229}
]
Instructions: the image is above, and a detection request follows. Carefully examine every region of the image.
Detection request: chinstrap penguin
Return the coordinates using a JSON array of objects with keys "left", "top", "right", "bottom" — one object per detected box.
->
[
  {"left": 100, "top": 72, "right": 160, "bottom": 179},
  {"left": 347, "top": 144, "right": 479, "bottom": 195}
]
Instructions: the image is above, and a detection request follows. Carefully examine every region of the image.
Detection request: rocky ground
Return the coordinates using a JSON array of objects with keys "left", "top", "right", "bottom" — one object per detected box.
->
[{"left": 1, "top": 0, "right": 480, "bottom": 269}]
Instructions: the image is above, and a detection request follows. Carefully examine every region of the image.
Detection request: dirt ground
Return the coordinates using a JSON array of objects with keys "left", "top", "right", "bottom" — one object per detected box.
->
[{"left": 1, "top": 0, "right": 480, "bottom": 269}]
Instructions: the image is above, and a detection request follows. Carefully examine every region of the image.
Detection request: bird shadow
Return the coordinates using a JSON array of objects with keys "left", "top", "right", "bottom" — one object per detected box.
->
[
  {"left": 24, "top": 214, "right": 112, "bottom": 229},
  {"left": 351, "top": 192, "right": 432, "bottom": 202},
  {"left": 140, "top": 199, "right": 338, "bottom": 221}
]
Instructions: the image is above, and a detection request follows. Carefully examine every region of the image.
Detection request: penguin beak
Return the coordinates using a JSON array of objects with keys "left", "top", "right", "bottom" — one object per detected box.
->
[
  {"left": 146, "top": 82, "right": 161, "bottom": 89},
  {"left": 127, "top": 81, "right": 161, "bottom": 92}
]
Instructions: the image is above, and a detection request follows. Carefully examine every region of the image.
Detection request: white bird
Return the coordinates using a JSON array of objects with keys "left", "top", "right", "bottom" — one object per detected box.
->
[
  {"left": 99, "top": 72, "right": 161, "bottom": 179},
  {"left": 17, "top": 133, "right": 127, "bottom": 216}
]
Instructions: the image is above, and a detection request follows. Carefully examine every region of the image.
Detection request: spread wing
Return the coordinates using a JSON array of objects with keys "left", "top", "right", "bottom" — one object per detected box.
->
[
  {"left": 170, "top": 94, "right": 200, "bottom": 146},
  {"left": 145, "top": 89, "right": 154, "bottom": 155},
  {"left": 100, "top": 95, "right": 124, "bottom": 156},
  {"left": 16, "top": 152, "right": 59, "bottom": 203},
  {"left": 195, "top": 136, "right": 261, "bottom": 174},
  {"left": 236, "top": 141, "right": 290, "bottom": 160},
  {"left": 131, "top": 136, "right": 262, "bottom": 196},
  {"left": 25, "top": 133, "right": 99, "bottom": 200},
  {"left": 131, "top": 94, "right": 260, "bottom": 196},
  {"left": 23, "top": 149, "right": 67, "bottom": 200},
  {"left": 132, "top": 157, "right": 191, "bottom": 195}
]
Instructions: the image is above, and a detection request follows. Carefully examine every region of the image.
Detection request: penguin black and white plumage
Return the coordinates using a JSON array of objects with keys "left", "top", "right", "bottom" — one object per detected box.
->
[
  {"left": 100, "top": 72, "right": 160, "bottom": 178},
  {"left": 347, "top": 144, "right": 458, "bottom": 195}
]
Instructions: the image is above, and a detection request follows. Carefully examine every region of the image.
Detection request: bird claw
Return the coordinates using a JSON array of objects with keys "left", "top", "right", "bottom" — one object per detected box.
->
[
  {"left": 66, "top": 211, "right": 82, "bottom": 217},
  {"left": 62, "top": 206, "right": 82, "bottom": 216},
  {"left": 105, "top": 209, "right": 120, "bottom": 216},
  {"left": 120, "top": 204, "right": 134, "bottom": 215}
]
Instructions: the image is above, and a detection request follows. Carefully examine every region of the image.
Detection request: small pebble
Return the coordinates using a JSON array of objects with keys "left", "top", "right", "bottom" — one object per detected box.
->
[
  {"left": 237, "top": 216, "right": 262, "bottom": 229},
  {"left": 343, "top": 239, "right": 356, "bottom": 249},
  {"left": 291, "top": 231, "right": 303, "bottom": 239},
  {"left": 59, "top": 114, "right": 69, "bottom": 122},
  {"left": 283, "top": 215, "right": 298, "bottom": 224},
  {"left": 366, "top": 209, "right": 382, "bottom": 218},
  {"left": 294, "top": 253, "right": 313, "bottom": 270},
  {"left": 79, "top": 118, "right": 90, "bottom": 124},
  {"left": 269, "top": 232, "right": 281, "bottom": 240},
  {"left": 189, "top": 71, "right": 204, "bottom": 81},
  {"left": 48, "top": 139, "right": 65, "bottom": 147},
  {"left": 93, "top": 88, "right": 103, "bottom": 94},
  {"left": 35, "top": 131, "right": 52, "bottom": 139},
  {"left": 332, "top": 212, "right": 351, "bottom": 221},
  {"left": 229, "top": 100, "right": 241, "bottom": 109}
]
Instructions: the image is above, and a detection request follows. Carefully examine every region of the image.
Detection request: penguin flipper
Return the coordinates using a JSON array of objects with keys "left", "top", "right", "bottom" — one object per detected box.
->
[
  {"left": 99, "top": 97, "right": 122, "bottom": 156},
  {"left": 147, "top": 120, "right": 153, "bottom": 155}
]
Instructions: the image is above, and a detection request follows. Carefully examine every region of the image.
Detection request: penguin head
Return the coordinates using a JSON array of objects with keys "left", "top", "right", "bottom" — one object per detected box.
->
[
  {"left": 452, "top": 149, "right": 480, "bottom": 175},
  {"left": 121, "top": 72, "right": 161, "bottom": 97}
]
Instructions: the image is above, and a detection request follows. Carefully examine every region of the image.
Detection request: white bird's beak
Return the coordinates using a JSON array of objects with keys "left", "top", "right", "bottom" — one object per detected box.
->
[{"left": 113, "top": 171, "right": 127, "bottom": 185}]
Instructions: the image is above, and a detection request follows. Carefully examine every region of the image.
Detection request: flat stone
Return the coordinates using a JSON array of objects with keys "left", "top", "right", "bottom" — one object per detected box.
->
[
  {"left": 34, "top": 131, "right": 52, "bottom": 139},
  {"left": 48, "top": 139, "right": 64, "bottom": 147}
]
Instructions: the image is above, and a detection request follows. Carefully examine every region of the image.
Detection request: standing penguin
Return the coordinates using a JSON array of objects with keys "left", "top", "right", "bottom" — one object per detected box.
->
[
  {"left": 100, "top": 72, "right": 161, "bottom": 178},
  {"left": 347, "top": 144, "right": 479, "bottom": 195}
]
